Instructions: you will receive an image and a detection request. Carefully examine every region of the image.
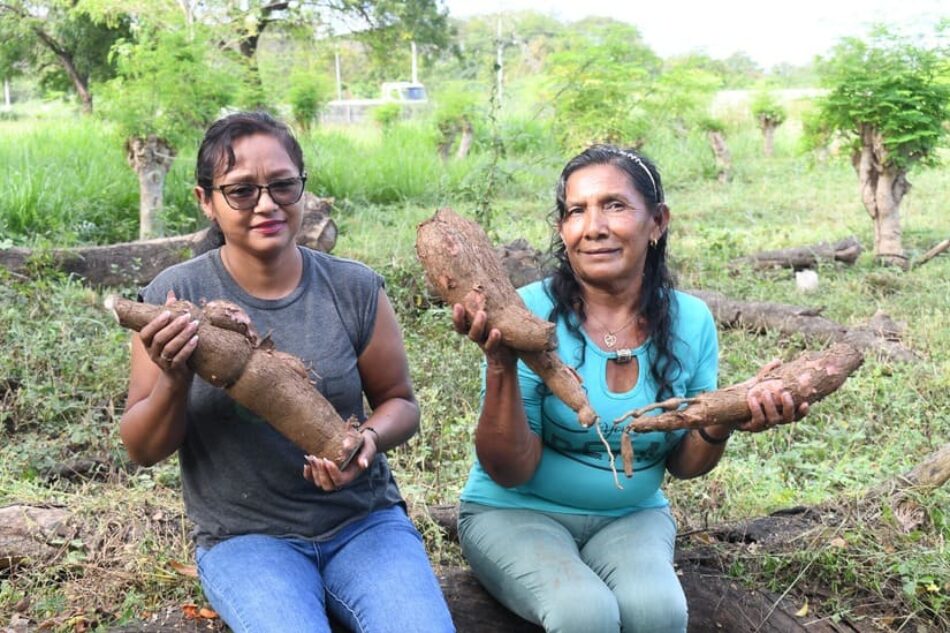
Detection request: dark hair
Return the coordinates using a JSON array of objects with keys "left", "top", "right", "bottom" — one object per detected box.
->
[
  {"left": 194, "top": 111, "right": 305, "bottom": 247},
  {"left": 547, "top": 144, "right": 680, "bottom": 400}
]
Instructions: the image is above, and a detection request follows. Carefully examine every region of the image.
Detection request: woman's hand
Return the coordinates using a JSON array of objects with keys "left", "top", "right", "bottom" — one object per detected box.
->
[
  {"left": 451, "top": 304, "right": 518, "bottom": 370},
  {"left": 738, "top": 360, "right": 809, "bottom": 432},
  {"left": 138, "top": 290, "right": 198, "bottom": 378},
  {"left": 303, "top": 429, "right": 378, "bottom": 492}
]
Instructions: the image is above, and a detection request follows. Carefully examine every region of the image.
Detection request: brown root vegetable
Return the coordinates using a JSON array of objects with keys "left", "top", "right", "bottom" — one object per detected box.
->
[
  {"left": 417, "top": 208, "right": 556, "bottom": 353},
  {"left": 615, "top": 343, "right": 864, "bottom": 433},
  {"left": 417, "top": 209, "right": 598, "bottom": 427},
  {"left": 105, "top": 296, "right": 363, "bottom": 468}
]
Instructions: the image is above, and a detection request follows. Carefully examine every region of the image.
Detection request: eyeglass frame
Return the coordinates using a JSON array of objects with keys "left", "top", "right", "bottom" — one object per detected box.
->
[{"left": 210, "top": 173, "right": 308, "bottom": 211}]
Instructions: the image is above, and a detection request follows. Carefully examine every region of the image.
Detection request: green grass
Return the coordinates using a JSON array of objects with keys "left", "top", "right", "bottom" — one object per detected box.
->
[{"left": 1, "top": 105, "right": 948, "bottom": 630}]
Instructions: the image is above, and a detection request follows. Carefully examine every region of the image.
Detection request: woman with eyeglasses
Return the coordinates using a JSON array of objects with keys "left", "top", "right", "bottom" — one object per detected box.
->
[
  {"left": 118, "top": 111, "right": 454, "bottom": 633},
  {"left": 452, "top": 145, "right": 807, "bottom": 632}
]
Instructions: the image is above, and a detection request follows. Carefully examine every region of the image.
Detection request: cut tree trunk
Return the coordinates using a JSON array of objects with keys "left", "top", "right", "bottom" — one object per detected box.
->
[
  {"left": 707, "top": 130, "right": 731, "bottom": 183},
  {"left": 760, "top": 120, "right": 777, "bottom": 157},
  {"left": 731, "top": 236, "right": 863, "bottom": 271},
  {"left": 105, "top": 297, "right": 363, "bottom": 468},
  {"left": 686, "top": 289, "right": 918, "bottom": 364},
  {"left": 853, "top": 126, "right": 910, "bottom": 269},
  {"left": 456, "top": 119, "right": 474, "bottom": 160},
  {"left": 126, "top": 136, "right": 177, "bottom": 240},
  {"left": 0, "top": 194, "right": 336, "bottom": 287}
]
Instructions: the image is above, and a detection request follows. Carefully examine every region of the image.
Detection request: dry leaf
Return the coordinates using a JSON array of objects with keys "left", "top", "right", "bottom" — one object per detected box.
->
[
  {"left": 198, "top": 608, "right": 218, "bottom": 620},
  {"left": 169, "top": 560, "right": 198, "bottom": 578},
  {"left": 894, "top": 500, "right": 925, "bottom": 533},
  {"left": 829, "top": 537, "right": 848, "bottom": 548},
  {"left": 181, "top": 604, "right": 199, "bottom": 620},
  {"left": 795, "top": 598, "right": 809, "bottom": 617}
]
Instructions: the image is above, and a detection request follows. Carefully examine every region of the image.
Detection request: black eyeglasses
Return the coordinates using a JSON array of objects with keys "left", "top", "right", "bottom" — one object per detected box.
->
[{"left": 213, "top": 174, "right": 307, "bottom": 211}]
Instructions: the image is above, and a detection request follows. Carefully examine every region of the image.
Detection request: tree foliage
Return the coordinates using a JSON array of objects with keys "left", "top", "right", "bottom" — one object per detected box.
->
[
  {"left": 812, "top": 28, "right": 950, "bottom": 171},
  {"left": 544, "top": 19, "right": 659, "bottom": 151},
  {"left": 751, "top": 90, "right": 787, "bottom": 127}
]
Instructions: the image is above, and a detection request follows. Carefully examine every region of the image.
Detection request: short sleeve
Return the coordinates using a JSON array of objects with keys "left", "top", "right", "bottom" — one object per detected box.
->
[{"left": 686, "top": 302, "right": 719, "bottom": 396}]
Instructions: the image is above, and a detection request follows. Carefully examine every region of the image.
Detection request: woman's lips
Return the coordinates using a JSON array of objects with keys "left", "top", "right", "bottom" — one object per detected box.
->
[{"left": 251, "top": 220, "right": 286, "bottom": 235}]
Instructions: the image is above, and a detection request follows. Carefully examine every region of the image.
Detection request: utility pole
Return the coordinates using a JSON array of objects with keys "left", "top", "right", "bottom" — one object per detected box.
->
[
  {"left": 3, "top": 78, "right": 10, "bottom": 109},
  {"left": 334, "top": 51, "right": 342, "bottom": 100},
  {"left": 411, "top": 41, "right": 418, "bottom": 83}
]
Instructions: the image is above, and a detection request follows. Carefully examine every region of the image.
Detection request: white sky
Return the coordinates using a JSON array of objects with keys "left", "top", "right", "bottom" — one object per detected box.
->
[{"left": 443, "top": 0, "right": 946, "bottom": 68}]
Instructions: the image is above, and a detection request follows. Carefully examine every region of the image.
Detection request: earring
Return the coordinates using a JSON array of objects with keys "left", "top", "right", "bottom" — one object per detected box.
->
[{"left": 649, "top": 238, "right": 658, "bottom": 248}]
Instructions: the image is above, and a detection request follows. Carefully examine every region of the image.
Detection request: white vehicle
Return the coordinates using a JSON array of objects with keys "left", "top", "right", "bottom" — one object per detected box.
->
[{"left": 323, "top": 82, "right": 429, "bottom": 124}]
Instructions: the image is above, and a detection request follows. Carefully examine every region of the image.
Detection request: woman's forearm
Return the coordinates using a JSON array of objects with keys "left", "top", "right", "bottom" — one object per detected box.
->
[
  {"left": 475, "top": 363, "right": 542, "bottom": 487},
  {"left": 665, "top": 423, "right": 730, "bottom": 479},
  {"left": 120, "top": 374, "right": 191, "bottom": 467}
]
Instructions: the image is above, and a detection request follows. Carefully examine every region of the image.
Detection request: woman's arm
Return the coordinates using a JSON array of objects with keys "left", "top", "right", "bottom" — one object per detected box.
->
[
  {"left": 454, "top": 305, "right": 542, "bottom": 488},
  {"left": 305, "top": 290, "right": 420, "bottom": 490},
  {"left": 120, "top": 303, "right": 199, "bottom": 467}
]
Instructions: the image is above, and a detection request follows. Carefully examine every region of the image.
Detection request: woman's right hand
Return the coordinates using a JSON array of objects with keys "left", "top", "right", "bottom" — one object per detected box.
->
[
  {"left": 138, "top": 291, "right": 199, "bottom": 378},
  {"left": 451, "top": 304, "right": 517, "bottom": 370}
]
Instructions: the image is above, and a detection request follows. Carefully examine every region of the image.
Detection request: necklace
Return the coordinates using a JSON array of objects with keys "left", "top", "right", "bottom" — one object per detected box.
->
[{"left": 585, "top": 309, "right": 637, "bottom": 349}]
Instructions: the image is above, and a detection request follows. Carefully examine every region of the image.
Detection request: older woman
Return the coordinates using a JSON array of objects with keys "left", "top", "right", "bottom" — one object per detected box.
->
[{"left": 452, "top": 145, "right": 805, "bottom": 633}]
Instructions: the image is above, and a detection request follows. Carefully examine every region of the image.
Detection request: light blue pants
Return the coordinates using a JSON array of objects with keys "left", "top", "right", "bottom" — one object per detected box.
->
[
  {"left": 196, "top": 505, "right": 455, "bottom": 633},
  {"left": 458, "top": 502, "right": 687, "bottom": 633}
]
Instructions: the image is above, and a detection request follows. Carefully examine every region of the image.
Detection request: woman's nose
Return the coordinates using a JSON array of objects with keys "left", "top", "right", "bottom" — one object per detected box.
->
[{"left": 582, "top": 207, "right": 609, "bottom": 237}]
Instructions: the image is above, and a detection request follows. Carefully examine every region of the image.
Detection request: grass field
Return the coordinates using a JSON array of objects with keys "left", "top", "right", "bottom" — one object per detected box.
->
[{"left": 1, "top": 106, "right": 948, "bottom": 630}]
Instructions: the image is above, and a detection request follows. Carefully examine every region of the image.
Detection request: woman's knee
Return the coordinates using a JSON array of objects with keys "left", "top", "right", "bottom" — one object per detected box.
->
[
  {"left": 540, "top": 583, "right": 620, "bottom": 633},
  {"left": 617, "top": 582, "right": 688, "bottom": 633}
]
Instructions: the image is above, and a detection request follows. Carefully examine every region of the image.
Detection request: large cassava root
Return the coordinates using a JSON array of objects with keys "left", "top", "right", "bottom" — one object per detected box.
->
[
  {"left": 616, "top": 343, "right": 864, "bottom": 434},
  {"left": 105, "top": 296, "right": 362, "bottom": 468},
  {"left": 417, "top": 209, "right": 556, "bottom": 353},
  {"left": 416, "top": 209, "right": 598, "bottom": 427}
]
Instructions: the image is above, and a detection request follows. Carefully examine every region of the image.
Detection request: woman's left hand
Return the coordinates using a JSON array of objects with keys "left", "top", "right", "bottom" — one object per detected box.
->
[
  {"left": 302, "top": 430, "right": 379, "bottom": 492},
  {"left": 738, "top": 360, "right": 809, "bottom": 432}
]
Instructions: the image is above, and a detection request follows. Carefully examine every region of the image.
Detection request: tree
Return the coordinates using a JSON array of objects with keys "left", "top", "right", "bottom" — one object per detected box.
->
[
  {"left": 812, "top": 28, "right": 950, "bottom": 268},
  {"left": 0, "top": 1, "right": 129, "bottom": 113},
  {"left": 544, "top": 19, "right": 659, "bottom": 151},
  {"left": 750, "top": 90, "right": 786, "bottom": 157},
  {"left": 99, "top": 26, "right": 241, "bottom": 239},
  {"left": 287, "top": 68, "right": 333, "bottom": 132}
]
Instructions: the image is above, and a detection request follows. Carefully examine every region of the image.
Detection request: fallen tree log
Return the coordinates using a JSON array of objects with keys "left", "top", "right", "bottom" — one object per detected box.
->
[
  {"left": 686, "top": 289, "right": 918, "bottom": 364},
  {"left": 417, "top": 209, "right": 598, "bottom": 427},
  {"left": 0, "top": 194, "right": 336, "bottom": 287},
  {"left": 912, "top": 238, "right": 949, "bottom": 269},
  {"left": 104, "top": 296, "right": 362, "bottom": 468},
  {"left": 615, "top": 343, "right": 864, "bottom": 434},
  {"left": 731, "top": 236, "right": 863, "bottom": 271}
]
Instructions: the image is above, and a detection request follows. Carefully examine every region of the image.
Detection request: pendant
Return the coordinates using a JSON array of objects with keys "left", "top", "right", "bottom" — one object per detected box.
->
[{"left": 603, "top": 333, "right": 617, "bottom": 348}]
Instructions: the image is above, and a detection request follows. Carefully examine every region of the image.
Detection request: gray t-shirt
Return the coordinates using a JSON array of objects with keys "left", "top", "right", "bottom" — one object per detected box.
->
[{"left": 141, "top": 247, "right": 404, "bottom": 549}]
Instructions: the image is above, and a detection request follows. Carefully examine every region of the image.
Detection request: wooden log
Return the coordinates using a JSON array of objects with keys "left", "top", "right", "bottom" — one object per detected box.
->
[
  {"left": 104, "top": 297, "right": 363, "bottom": 468},
  {"left": 617, "top": 343, "right": 864, "bottom": 433},
  {"left": 687, "top": 289, "right": 918, "bottom": 364},
  {"left": 731, "top": 236, "right": 863, "bottom": 271},
  {"left": 912, "top": 238, "right": 949, "bottom": 269},
  {"left": 0, "top": 193, "right": 336, "bottom": 287}
]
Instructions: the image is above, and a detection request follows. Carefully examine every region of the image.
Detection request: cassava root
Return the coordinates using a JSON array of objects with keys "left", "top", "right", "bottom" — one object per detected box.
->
[
  {"left": 417, "top": 209, "right": 598, "bottom": 427},
  {"left": 105, "top": 296, "right": 363, "bottom": 468}
]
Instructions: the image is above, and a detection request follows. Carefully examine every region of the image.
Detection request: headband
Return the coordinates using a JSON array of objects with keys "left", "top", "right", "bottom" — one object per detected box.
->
[{"left": 610, "top": 148, "right": 660, "bottom": 202}]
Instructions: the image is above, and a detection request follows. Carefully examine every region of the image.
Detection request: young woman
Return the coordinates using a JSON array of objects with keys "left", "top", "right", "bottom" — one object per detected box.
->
[
  {"left": 120, "top": 111, "right": 454, "bottom": 633},
  {"left": 453, "top": 145, "right": 806, "bottom": 633}
]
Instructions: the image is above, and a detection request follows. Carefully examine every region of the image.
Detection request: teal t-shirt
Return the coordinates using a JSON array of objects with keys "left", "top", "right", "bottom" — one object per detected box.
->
[{"left": 460, "top": 281, "right": 719, "bottom": 516}]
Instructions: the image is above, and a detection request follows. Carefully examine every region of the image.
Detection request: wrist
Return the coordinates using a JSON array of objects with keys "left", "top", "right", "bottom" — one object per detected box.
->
[
  {"left": 696, "top": 425, "right": 732, "bottom": 445},
  {"left": 360, "top": 425, "right": 381, "bottom": 450}
]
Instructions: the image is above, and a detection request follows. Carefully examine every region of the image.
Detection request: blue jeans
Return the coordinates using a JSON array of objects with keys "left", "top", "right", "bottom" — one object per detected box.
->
[
  {"left": 458, "top": 502, "right": 687, "bottom": 633},
  {"left": 196, "top": 505, "right": 455, "bottom": 633}
]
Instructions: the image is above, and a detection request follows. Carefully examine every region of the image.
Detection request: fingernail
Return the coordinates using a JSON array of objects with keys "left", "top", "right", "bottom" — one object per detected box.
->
[
  {"left": 189, "top": 335, "right": 198, "bottom": 346},
  {"left": 359, "top": 458, "right": 368, "bottom": 468},
  {"left": 160, "top": 310, "right": 171, "bottom": 320}
]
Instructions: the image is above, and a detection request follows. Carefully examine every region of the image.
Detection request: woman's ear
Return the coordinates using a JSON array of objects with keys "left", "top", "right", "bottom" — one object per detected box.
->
[
  {"left": 653, "top": 202, "right": 671, "bottom": 242},
  {"left": 194, "top": 186, "right": 215, "bottom": 222}
]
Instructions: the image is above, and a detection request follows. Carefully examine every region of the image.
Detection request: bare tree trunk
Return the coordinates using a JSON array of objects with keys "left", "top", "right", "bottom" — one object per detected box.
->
[
  {"left": 32, "top": 27, "right": 93, "bottom": 114},
  {"left": 853, "top": 125, "right": 909, "bottom": 269},
  {"left": 455, "top": 119, "right": 474, "bottom": 160},
  {"left": 126, "top": 136, "right": 177, "bottom": 240},
  {"left": 762, "top": 123, "right": 776, "bottom": 157},
  {"left": 706, "top": 131, "right": 731, "bottom": 183}
]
